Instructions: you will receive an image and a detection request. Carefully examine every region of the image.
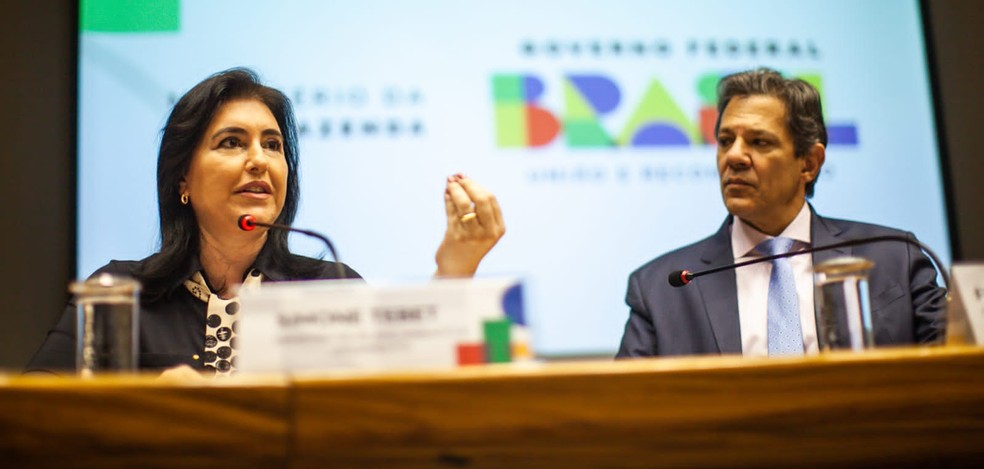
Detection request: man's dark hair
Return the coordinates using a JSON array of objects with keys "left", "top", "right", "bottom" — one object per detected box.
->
[
  {"left": 714, "top": 68, "right": 827, "bottom": 197},
  {"left": 140, "top": 67, "right": 302, "bottom": 300}
]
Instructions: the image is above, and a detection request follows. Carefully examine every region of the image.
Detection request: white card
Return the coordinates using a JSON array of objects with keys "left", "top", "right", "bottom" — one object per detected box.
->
[{"left": 236, "top": 277, "right": 527, "bottom": 373}]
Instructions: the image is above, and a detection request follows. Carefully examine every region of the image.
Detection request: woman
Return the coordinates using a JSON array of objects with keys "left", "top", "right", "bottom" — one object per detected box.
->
[{"left": 26, "top": 68, "right": 505, "bottom": 375}]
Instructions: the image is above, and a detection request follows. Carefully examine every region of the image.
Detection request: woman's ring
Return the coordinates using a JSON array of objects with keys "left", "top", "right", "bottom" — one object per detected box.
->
[{"left": 459, "top": 212, "right": 478, "bottom": 223}]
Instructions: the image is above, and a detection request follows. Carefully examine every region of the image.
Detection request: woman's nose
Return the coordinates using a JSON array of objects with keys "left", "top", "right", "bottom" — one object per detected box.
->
[{"left": 245, "top": 141, "right": 268, "bottom": 173}]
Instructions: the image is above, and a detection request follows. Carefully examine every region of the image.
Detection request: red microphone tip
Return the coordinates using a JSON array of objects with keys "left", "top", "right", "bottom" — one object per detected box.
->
[
  {"left": 680, "top": 270, "right": 691, "bottom": 285},
  {"left": 238, "top": 214, "right": 256, "bottom": 231}
]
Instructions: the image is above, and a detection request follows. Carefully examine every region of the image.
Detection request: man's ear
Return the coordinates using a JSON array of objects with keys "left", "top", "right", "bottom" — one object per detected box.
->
[{"left": 801, "top": 142, "right": 825, "bottom": 184}]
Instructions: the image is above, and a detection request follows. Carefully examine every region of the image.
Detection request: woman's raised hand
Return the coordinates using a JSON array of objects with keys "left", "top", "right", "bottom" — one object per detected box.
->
[{"left": 435, "top": 174, "right": 505, "bottom": 277}]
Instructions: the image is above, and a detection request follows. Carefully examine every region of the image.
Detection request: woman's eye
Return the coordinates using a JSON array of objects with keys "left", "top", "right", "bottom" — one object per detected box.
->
[
  {"left": 265, "top": 139, "right": 283, "bottom": 152},
  {"left": 218, "top": 137, "right": 242, "bottom": 149}
]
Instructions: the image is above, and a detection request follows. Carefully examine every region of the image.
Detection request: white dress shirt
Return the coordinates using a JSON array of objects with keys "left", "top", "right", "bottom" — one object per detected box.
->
[{"left": 732, "top": 203, "right": 818, "bottom": 356}]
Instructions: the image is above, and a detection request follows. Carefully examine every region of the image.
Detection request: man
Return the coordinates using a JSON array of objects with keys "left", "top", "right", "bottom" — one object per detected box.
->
[{"left": 617, "top": 68, "right": 946, "bottom": 357}]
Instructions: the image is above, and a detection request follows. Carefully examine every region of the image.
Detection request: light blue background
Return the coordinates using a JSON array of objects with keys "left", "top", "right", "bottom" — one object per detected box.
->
[{"left": 79, "top": 0, "right": 949, "bottom": 357}]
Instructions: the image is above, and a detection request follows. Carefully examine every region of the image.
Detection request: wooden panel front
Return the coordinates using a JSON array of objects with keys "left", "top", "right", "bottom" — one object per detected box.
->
[
  {"left": 291, "top": 347, "right": 984, "bottom": 467},
  {"left": 0, "top": 375, "right": 289, "bottom": 467},
  {"left": 2, "top": 347, "right": 982, "bottom": 467}
]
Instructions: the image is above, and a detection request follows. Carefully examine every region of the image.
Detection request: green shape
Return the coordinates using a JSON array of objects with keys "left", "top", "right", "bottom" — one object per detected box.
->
[
  {"left": 81, "top": 0, "right": 180, "bottom": 33},
  {"left": 617, "top": 79, "right": 698, "bottom": 145},
  {"left": 564, "top": 120, "right": 612, "bottom": 147},
  {"left": 796, "top": 73, "right": 823, "bottom": 97},
  {"left": 793, "top": 72, "right": 827, "bottom": 117},
  {"left": 492, "top": 75, "right": 524, "bottom": 102},
  {"left": 563, "top": 80, "right": 596, "bottom": 119},
  {"left": 697, "top": 73, "right": 720, "bottom": 106},
  {"left": 483, "top": 319, "right": 512, "bottom": 363},
  {"left": 494, "top": 104, "right": 526, "bottom": 147}
]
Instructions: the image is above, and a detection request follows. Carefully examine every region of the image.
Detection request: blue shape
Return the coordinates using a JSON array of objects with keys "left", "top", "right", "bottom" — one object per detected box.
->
[
  {"left": 827, "top": 124, "right": 858, "bottom": 145},
  {"left": 523, "top": 76, "right": 545, "bottom": 101},
  {"left": 568, "top": 74, "right": 621, "bottom": 114},
  {"left": 631, "top": 123, "right": 690, "bottom": 145},
  {"left": 501, "top": 284, "right": 525, "bottom": 325}
]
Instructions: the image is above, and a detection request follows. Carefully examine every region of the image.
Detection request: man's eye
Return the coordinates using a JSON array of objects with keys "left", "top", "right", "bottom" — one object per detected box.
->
[
  {"left": 753, "top": 138, "right": 771, "bottom": 147},
  {"left": 717, "top": 136, "right": 733, "bottom": 146}
]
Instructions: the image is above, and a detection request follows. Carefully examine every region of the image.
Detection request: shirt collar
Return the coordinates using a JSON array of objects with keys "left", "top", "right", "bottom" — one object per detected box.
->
[
  {"left": 731, "top": 202, "right": 812, "bottom": 259},
  {"left": 251, "top": 242, "right": 289, "bottom": 281},
  {"left": 180, "top": 240, "right": 290, "bottom": 286}
]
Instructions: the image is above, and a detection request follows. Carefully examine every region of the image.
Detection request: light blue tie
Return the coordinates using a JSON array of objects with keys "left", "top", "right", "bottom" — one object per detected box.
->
[{"left": 758, "top": 237, "right": 804, "bottom": 356}]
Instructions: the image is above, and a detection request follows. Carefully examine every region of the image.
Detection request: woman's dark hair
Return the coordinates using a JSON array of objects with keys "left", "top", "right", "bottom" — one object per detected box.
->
[
  {"left": 140, "top": 68, "right": 301, "bottom": 301},
  {"left": 714, "top": 67, "right": 827, "bottom": 197}
]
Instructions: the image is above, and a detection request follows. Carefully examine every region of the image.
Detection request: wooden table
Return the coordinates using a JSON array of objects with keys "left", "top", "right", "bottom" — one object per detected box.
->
[{"left": 2, "top": 346, "right": 983, "bottom": 467}]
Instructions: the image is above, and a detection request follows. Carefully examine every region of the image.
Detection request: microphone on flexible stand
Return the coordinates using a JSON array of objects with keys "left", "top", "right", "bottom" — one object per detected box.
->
[
  {"left": 237, "top": 214, "right": 347, "bottom": 280},
  {"left": 668, "top": 235, "right": 949, "bottom": 290}
]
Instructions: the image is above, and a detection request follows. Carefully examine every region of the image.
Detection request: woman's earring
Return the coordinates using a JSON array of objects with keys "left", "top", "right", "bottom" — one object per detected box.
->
[{"left": 180, "top": 193, "right": 189, "bottom": 205}]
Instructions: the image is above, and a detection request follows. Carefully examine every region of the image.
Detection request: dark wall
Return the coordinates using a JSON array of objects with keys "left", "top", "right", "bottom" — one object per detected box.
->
[
  {"left": 0, "top": 1, "right": 981, "bottom": 369},
  {"left": 926, "top": 0, "right": 984, "bottom": 260},
  {"left": 0, "top": 2, "right": 75, "bottom": 370}
]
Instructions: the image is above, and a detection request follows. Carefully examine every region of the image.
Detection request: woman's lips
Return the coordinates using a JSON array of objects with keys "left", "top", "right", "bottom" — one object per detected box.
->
[
  {"left": 236, "top": 191, "right": 271, "bottom": 200},
  {"left": 234, "top": 181, "right": 273, "bottom": 198}
]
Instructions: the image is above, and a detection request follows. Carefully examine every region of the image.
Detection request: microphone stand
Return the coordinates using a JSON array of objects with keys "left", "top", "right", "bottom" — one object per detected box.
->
[
  {"left": 238, "top": 215, "right": 347, "bottom": 280},
  {"left": 670, "top": 235, "right": 950, "bottom": 291}
]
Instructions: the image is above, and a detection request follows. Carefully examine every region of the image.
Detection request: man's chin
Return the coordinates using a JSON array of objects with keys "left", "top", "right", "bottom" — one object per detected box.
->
[{"left": 722, "top": 198, "right": 755, "bottom": 219}]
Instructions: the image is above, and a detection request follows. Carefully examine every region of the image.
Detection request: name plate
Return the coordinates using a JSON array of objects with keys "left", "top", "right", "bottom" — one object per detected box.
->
[
  {"left": 947, "top": 263, "right": 984, "bottom": 345},
  {"left": 236, "top": 278, "right": 528, "bottom": 373}
]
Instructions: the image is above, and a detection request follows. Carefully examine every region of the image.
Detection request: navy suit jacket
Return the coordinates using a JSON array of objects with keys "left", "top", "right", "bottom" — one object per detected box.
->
[{"left": 617, "top": 210, "right": 946, "bottom": 357}]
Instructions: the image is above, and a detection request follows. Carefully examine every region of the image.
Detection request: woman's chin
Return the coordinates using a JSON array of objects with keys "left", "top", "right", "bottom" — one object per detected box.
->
[{"left": 231, "top": 205, "right": 280, "bottom": 224}]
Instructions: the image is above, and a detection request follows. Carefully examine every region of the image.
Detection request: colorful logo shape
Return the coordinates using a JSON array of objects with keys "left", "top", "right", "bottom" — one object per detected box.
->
[
  {"left": 492, "top": 75, "right": 560, "bottom": 147},
  {"left": 81, "top": 0, "right": 180, "bottom": 33},
  {"left": 455, "top": 284, "right": 530, "bottom": 365},
  {"left": 493, "top": 72, "right": 858, "bottom": 148}
]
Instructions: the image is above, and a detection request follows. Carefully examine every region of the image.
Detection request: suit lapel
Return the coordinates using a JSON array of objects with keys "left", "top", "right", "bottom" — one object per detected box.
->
[
  {"left": 695, "top": 218, "right": 742, "bottom": 354},
  {"left": 810, "top": 208, "right": 851, "bottom": 344},
  {"left": 810, "top": 208, "right": 848, "bottom": 266}
]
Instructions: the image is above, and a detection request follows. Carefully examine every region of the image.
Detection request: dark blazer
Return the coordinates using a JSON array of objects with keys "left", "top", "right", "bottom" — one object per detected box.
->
[
  {"left": 25, "top": 247, "right": 361, "bottom": 374},
  {"left": 617, "top": 210, "right": 947, "bottom": 357}
]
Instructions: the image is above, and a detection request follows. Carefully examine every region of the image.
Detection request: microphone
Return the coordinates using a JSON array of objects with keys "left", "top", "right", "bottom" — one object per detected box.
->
[
  {"left": 237, "top": 214, "right": 347, "bottom": 280},
  {"left": 668, "top": 235, "right": 949, "bottom": 290}
]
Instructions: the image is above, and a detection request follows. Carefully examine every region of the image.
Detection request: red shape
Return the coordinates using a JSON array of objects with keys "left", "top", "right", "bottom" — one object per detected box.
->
[
  {"left": 456, "top": 343, "right": 485, "bottom": 366},
  {"left": 525, "top": 105, "right": 560, "bottom": 147},
  {"left": 238, "top": 214, "right": 256, "bottom": 231},
  {"left": 699, "top": 106, "right": 718, "bottom": 145}
]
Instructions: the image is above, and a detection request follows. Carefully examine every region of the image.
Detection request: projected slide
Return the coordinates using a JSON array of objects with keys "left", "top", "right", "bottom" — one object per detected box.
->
[{"left": 78, "top": 0, "right": 949, "bottom": 356}]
